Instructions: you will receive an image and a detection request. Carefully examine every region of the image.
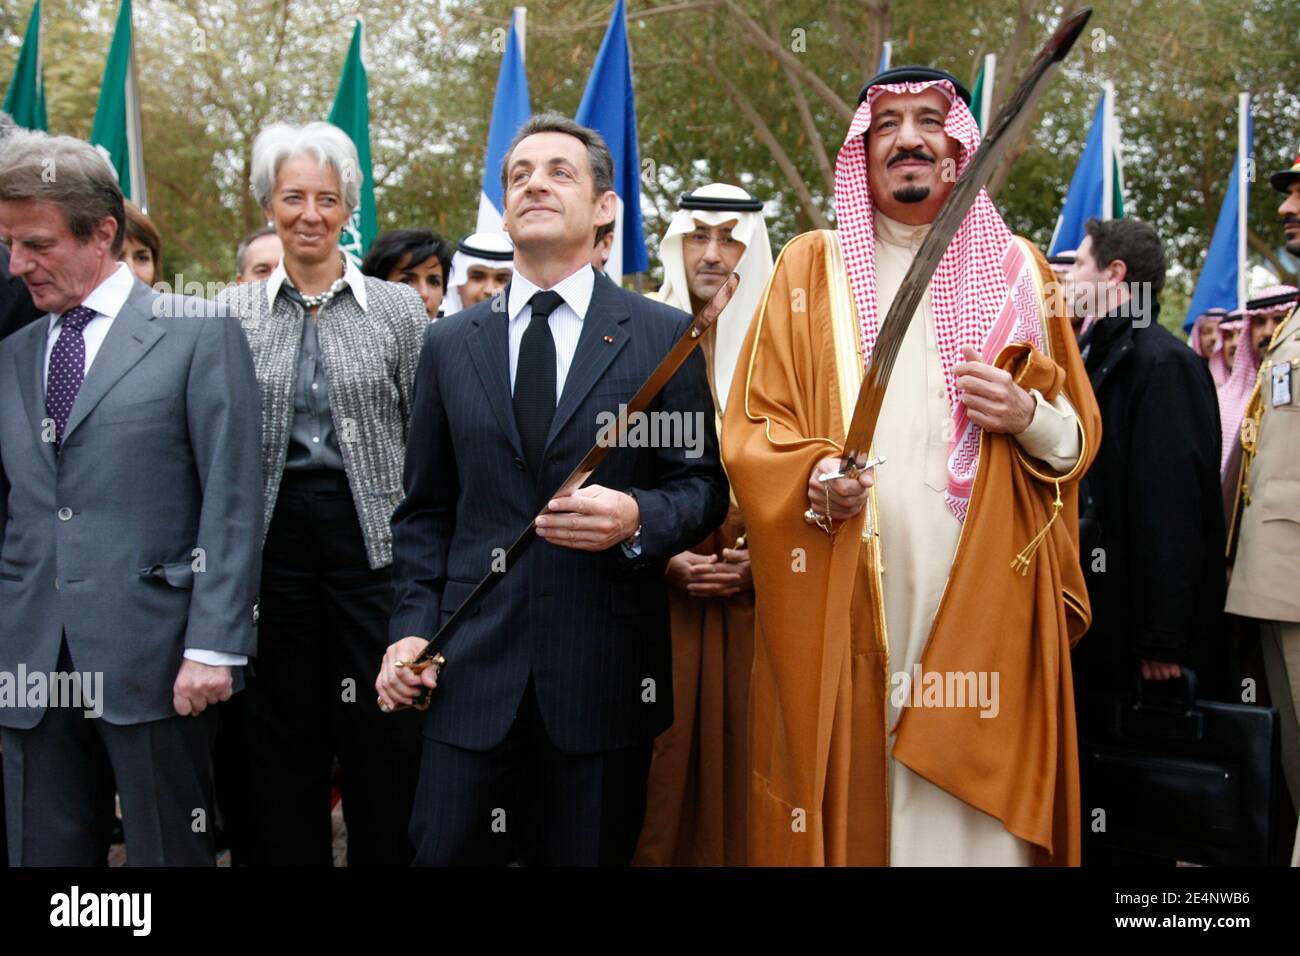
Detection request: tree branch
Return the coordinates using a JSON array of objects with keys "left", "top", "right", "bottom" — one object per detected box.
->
[
  {"left": 986, "top": 133, "right": 1030, "bottom": 201},
  {"left": 719, "top": 0, "right": 854, "bottom": 123},
  {"left": 768, "top": 1, "right": 834, "bottom": 195},
  {"left": 451, "top": 1, "right": 721, "bottom": 34},
  {"left": 1248, "top": 228, "right": 1297, "bottom": 283},
  {"left": 863, "top": 0, "right": 891, "bottom": 82},
  {"left": 701, "top": 59, "right": 831, "bottom": 230},
  {"left": 984, "top": 0, "right": 1069, "bottom": 200}
]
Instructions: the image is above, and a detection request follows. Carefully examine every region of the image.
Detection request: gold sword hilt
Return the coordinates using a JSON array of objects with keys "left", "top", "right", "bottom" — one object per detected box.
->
[{"left": 377, "top": 653, "right": 447, "bottom": 713}]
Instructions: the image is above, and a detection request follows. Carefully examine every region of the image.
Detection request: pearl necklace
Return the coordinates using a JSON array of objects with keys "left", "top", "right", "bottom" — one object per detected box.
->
[{"left": 299, "top": 275, "right": 347, "bottom": 310}]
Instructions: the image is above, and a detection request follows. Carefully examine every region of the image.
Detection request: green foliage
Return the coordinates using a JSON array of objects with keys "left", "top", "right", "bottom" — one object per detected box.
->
[{"left": 1, "top": 0, "right": 1297, "bottom": 296}]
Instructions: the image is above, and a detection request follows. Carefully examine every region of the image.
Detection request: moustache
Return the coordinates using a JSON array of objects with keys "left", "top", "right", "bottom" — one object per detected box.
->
[
  {"left": 1280, "top": 216, "right": 1300, "bottom": 227},
  {"left": 888, "top": 149, "right": 936, "bottom": 168}
]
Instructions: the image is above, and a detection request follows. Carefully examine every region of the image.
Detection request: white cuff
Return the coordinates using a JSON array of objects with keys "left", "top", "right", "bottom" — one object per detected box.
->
[
  {"left": 1014, "top": 388, "right": 1082, "bottom": 474},
  {"left": 184, "top": 648, "right": 247, "bottom": 667}
]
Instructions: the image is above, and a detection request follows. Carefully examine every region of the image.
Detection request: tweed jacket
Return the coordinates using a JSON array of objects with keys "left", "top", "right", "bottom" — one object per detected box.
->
[{"left": 220, "top": 261, "right": 426, "bottom": 568}]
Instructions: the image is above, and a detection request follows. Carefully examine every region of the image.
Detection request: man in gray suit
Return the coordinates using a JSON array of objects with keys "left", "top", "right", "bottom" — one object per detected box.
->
[{"left": 0, "top": 131, "right": 262, "bottom": 865}]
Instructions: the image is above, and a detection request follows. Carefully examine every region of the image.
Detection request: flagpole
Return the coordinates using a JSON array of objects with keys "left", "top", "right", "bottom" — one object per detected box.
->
[
  {"left": 124, "top": 17, "right": 146, "bottom": 212},
  {"left": 981, "top": 53, "right": 996, "bottom": 132},
  {"left": 35, "top": 0, "right": 45, "bottom": 128},
  {"left": 1101, "top": 82, "right": 1114, "bottom": 221},
  {"left": 1237, "top": 91, "right": 1249, "bottom": 312},
  {"left": 1112, "top": 94, "right": 1126, "bottom": 218},
  {"left": 513, "top": 7, "right": 526, "bottom": 62},
  {"left": 618, "top": 0, "right": 634, "bottom": 288}
]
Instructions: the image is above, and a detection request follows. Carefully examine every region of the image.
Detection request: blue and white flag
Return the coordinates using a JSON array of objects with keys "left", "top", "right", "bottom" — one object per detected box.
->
[
  {"left": 1049, "top": 83, "right": 1126, "bottom": 256},
  {"left": 1185, "top": 93, "right": 1252, "bottom": 331},
  {"left": 476, "top": 7, "right": 532, "bottom": 234},
  {"left": 575, "top": 0, "right": 647, "bottom": 282}
]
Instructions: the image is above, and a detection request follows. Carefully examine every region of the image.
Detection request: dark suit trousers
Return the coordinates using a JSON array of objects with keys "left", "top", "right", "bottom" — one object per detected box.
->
[
  {"left": 410, "top": 679, "right": 653, "bottom": 866},
  {"left": 2, "top": 642, "right": 217, "bottom": 866},
  {"left": 0, "top": 752, "right": 6, "bottom": 867},
  {"left": 240, "top": 470, "right": 421, "bottom": 866}
]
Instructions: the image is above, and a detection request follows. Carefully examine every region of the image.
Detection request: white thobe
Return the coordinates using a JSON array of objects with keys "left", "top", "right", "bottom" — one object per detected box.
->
[{"left": 870, "top": 211, "right": 1081, "bottom": 866}]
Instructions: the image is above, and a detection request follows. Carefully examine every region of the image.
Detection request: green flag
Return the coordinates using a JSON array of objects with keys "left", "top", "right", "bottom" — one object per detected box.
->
[
  {"left": 4, "top": 1, "right": 47, "bottom": 131},
  {"left": 90, "top": 0, "right": 147, "bottom": 207},
  {"left": 328, "top": 20, "right": 377, "bottom": 258},
  {"left": 970, "top": 53, "right": 995, "bottom": 133},
  {"left": 1112, "top": 154, "right": 1127, "bottom": 220}
]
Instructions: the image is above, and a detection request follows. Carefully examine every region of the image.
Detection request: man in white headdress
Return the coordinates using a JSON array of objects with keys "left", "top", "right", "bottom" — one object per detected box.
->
[
  {"left": 634, "top": 183, "right": 772, "bottom": 866},
  {"left": 440, "top": 231, "right": 514, "bottom": 316}
]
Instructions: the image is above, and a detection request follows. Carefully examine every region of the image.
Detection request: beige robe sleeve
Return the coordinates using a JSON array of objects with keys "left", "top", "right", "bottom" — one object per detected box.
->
[{"left": 1014, "top": 388, "right": 1082, "bottom": 473}]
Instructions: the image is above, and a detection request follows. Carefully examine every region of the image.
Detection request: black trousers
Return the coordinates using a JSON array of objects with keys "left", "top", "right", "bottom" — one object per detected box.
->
[
  {"left": 0, "top": 751, "right": 7, "bottom": 867},
  {"left": 212, "top": 692, "right": 256, "bottom": 864},
  {"left": 410, "top": 679, "right": 653, "bottom": 866},
  {"left": 2, "top": 642, "right": 217, "bottom": 866},
  {"left": 239, "top": 470, "right": 421, "bottom": 866}
]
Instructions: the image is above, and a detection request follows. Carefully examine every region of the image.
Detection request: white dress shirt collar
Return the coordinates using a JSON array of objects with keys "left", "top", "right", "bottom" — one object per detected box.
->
[
  {"left": 507, "top": 263, "right": 596, "bottom": 322},
  {"left": 45, "top": 261, "right": 136, "bottom": 331},
  {"left": 266, "top": 252, "right": 368, "bottom": 313}
]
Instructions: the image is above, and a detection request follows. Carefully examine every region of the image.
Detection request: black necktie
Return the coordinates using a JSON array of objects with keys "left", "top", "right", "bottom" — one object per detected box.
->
[{"left": 514, "top": 290, "right": 565, "bottom": 473}]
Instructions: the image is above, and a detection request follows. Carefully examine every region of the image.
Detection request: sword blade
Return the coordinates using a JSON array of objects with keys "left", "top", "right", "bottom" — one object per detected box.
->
[
  {"left": 839, "top": 7, "right": 1092, "bottom": 470},
  {"left": 388, "top": 273, "right": 740, "bottom": 710}
]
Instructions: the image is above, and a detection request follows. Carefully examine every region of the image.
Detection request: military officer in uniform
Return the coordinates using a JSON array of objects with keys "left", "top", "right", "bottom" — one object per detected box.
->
[{"left": 1225, "top": 147, "right": 1300, "bottom": 865}]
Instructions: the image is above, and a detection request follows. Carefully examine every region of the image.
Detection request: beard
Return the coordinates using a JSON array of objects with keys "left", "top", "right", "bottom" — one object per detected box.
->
[
  {"left": 893, "top": 184, "right": 931, "bottom": 204},
  {"left": 1281, "top": 217, "right": 1300, "bottom": 256}
]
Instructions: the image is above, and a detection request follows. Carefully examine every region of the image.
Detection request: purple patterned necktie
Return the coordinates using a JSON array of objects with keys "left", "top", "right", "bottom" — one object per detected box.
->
[{"left": 45, "top": 305, "right": 96, "bottom": 448}]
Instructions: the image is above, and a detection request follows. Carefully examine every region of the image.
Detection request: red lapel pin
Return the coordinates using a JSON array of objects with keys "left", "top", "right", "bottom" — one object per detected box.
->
[{"left": 602, "top": 335, "right": 614, "bottom": 343}]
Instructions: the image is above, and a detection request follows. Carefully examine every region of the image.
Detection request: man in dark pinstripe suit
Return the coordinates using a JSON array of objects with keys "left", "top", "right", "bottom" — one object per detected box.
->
[{"left": 378, "top": 113, "right": 729, "bottom": 865}]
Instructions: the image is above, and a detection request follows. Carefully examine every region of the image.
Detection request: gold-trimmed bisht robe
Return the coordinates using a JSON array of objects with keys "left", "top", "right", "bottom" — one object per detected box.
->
[{"left": 721, "top": 227, "right": 1101, "bottom": 866}]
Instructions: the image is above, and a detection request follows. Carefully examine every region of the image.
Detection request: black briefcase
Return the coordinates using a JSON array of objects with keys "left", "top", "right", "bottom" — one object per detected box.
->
[{"left": 1084, "top": 670, "right": 1291, "bottom": 866}]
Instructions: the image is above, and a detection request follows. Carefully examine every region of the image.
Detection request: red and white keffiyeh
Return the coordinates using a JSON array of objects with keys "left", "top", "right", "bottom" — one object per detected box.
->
[
  {"left": 1217, "top": 285, "right": 1297, "bottom": 472},
  {"left": 834, "top": 78, "right": 1045, "bottom": 521},
  {"left": 1188, "top": 312, "right": 1230, "bottom": 388}
]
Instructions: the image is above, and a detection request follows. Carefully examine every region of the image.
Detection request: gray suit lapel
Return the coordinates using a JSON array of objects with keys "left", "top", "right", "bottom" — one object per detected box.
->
[
  {"left": 61, "top": 282, "right": 165, "bottom": 447},
  {"left": 13, "top": 316, "right": 56, "bottom": 471}
]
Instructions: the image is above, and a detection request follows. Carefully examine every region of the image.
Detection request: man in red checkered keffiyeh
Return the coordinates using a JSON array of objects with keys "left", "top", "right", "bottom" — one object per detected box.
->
[
  {"left": 723, "top": 66, "right": 1101, "bottom": 867},
  {"left": 837, "top": 73, "right": 1066, "bottom": 520}
]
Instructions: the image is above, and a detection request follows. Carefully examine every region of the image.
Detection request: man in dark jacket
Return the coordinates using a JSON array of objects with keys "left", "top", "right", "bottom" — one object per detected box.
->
[
  {"left": 0, "top": 112, "right": 42, "bottom": 343},
  {"left": 0, "top": 244, "right": 43, "bottom": 342},
  {"left": 1072, "top": 218, "right": 1227, "bottom": 700},
  {"left": 1069, "top": 218, "right": 1229, "bottom": 861}
]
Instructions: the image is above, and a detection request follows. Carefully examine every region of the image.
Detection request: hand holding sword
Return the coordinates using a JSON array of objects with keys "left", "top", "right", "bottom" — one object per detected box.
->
[
  {"left": 804, "top": 454, "right": 886, "bottom": 530},
  {"left": 375, "top": 273, "right": 741, "bottom": 713}
]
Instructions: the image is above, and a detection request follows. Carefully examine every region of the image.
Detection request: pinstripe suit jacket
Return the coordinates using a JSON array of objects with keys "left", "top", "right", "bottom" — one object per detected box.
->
[{"left": 390, "top": 272, "right": 729, "bottom": 754}]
